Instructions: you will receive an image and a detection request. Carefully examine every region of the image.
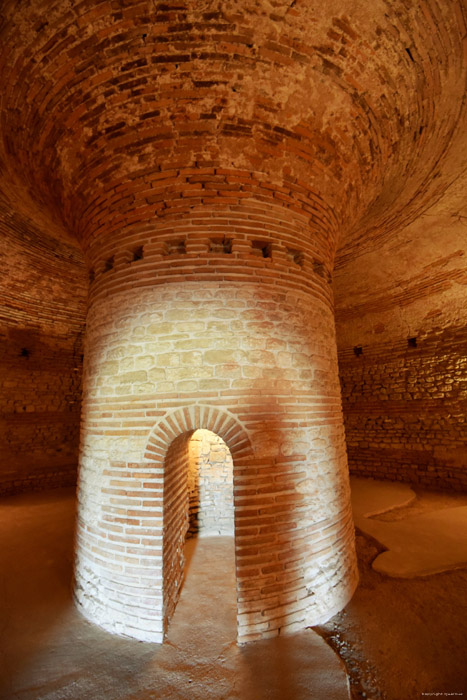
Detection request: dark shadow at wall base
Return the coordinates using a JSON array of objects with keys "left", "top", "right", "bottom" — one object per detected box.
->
[{"left": 0, "top": 466, "right": 77, "bottom": 497}]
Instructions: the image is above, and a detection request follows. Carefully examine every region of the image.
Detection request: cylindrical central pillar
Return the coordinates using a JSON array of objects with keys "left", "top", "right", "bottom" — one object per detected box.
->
[
  {"left": 1, "top": 0, "right": 462, "bottom": 649},
  {"left": 74, "top": 186, "right": 358, "bottom": 643}
]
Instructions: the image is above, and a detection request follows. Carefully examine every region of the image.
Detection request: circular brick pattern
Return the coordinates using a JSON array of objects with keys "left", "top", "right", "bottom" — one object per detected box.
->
[
  {"left": 0, "top": 0, "right": 465, "bottom": 255},
  {"left": 0, "top": 0, "right": 465, "bottom": 643}
]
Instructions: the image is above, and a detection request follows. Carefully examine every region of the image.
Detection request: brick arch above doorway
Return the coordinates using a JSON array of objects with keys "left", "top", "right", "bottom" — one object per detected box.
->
[
  {"left": 142, "top": 404, "right": 254, "bottom": 639},
  {"left": 143, "top": 404, "right": 254, "bottom": 466}
]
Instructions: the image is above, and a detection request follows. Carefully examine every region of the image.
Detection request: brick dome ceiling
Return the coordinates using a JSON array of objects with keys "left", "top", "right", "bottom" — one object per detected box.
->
[
  {"left": 1, "top": 0, "right": 466, "bottom": 653},
  {"left": 0, "top": 0, "right": 465, "bottom": 263}
]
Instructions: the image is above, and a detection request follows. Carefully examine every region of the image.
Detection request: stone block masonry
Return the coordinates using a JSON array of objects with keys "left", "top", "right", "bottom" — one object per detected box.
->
[
  {"left": 187, "top": 429, "right": 234, "bottom": 538},
  {"left": 74, "top": 197, "right": 358, "bottom": 643}
]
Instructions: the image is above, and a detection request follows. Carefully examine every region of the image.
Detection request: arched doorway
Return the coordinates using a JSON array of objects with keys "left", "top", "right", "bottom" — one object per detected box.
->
[
  {"left": 75, "top": 399, "right": 357, "bottom": 645},
  {"left": 143, "top": 405, "right": 253, "bottom": 640},
  {"left": 163, "top": 428, "right": 235, "bottom": 633}
]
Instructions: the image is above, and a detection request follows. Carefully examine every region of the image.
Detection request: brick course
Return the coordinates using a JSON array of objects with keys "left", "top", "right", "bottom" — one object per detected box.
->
[
  {"left": 0, "top": 188, "right": 87, "bottom": 495},
  {"left": 74, "top": 239, "right": 358, "bottom": 641},
  {"left": 0, "top": 0, "right": 465, "bottom": 647},
  {"left": 339, "top": 331, "right": 467, "bottom": 490}
]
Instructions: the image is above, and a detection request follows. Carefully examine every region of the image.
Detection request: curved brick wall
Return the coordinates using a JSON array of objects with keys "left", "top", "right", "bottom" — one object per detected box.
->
[
  {"left": 74, "top": 198, "right": 358, "bottom": 642},
  {"left": 187, "top": 429, "right": 234, "bottom": 538},
  {"left": 0, "top": 0, "right": 465, "bottom": 645},
  {"left": 335, "top": 153, "right": 467, "bottom": 491},
  {"left": 1, "top": 0, "right": 464, "bottom": 246},
  {"left": 0, "top": 186, "right": 87, "bottom": 495}
]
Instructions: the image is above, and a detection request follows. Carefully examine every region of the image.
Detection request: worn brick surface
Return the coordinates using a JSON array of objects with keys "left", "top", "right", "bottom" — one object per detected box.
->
[
  {"left": 187, "top": 429, "right": 234, "bottom": 538},
  {"left": 74, "top": 267, "right": 358, "bottom": 642},
  {"left": 335, "top": 188, "right": 467, "bottom": 491},
  {"left": 0, "top": 187, "right": 87, "bottom": 495},
  {"left": 0, "top": 0, "right": 465, "bottom": 645}
]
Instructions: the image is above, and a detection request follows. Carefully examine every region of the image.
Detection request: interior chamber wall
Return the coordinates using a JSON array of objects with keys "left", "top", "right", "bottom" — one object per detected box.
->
[
  {"left": 74, "top": 200, "right": 358, "bottom": 643},
  {"left": 74, "top": 277, "right": 358, "bottom": 643}
]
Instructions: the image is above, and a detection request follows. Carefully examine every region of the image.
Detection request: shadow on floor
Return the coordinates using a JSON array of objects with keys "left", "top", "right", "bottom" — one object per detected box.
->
[{"left": 0, "top": 489, "right": 349, "bottom": 700}]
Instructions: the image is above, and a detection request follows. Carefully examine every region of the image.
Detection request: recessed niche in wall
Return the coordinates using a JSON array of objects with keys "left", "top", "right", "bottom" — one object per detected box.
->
[
  {"left": 312, "top": 259, "right": 325, "bottom": 277},
  {"left": 132, "top": 245, "right": 144, "bottom": 261},
  {"left": 408, "top": 337, "right": 417, "bottom": 348},
  {"left": 164, "top": 240, "right": 186, "bottom": 255},
  {"left": 104, "top": 256, "right": 114, "bottom": 272},
  {"left": 209, "top": 237, "right": 232, "bottom": 254},
  {"left": 20, "top": 347, "right": 30, "bottom": 358},
  {"left": 353, "top": 346, "right": 363, "bottom": 357},
  {"left": 251, "top": 240, "right": 271, "bottom": 258},
  {"left": 286, "top": 248, "right": 304, "bottom": 267},
  {"left": 313, "top": 259, "right": 332, "bottom": 283}
]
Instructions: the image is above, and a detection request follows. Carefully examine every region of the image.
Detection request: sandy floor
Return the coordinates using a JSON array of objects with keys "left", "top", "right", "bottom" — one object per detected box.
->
[
  {"left": 1, "top": 485, "right": 466, "bottom": 700},
  {"left": 315, "top": 487, "right": 467, "bottom": 699},
  {"left": 0, "top": 488, "right": 348, "bottom": 700}
]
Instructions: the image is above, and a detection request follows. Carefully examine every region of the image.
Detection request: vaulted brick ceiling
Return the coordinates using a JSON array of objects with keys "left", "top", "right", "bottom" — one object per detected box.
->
[{"left": 0, "top": 0, "right": 465, "bottom": 267}]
